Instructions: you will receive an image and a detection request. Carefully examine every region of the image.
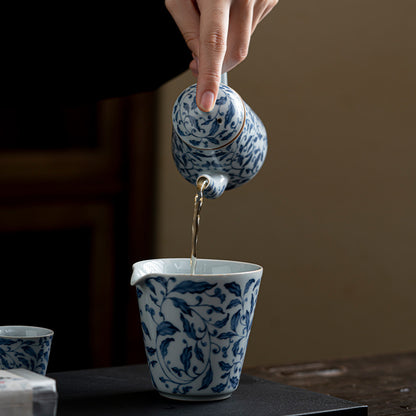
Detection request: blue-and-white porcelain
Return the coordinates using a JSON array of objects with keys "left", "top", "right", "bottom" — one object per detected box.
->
[
  {"left": 172, "top": 83, "right": 268, "bottom": 198},
  {"left": 131, "top": 258, "right": 262, "bottom": 401},
  {"left": 0, "top": 326, "right": 53, "bottom": 375}
]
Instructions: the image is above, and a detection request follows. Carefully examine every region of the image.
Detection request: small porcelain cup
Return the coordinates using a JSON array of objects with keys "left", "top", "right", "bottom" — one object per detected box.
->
[
  {"left": 131, "top": 258, "right": 263, "bottom": 401},
  {"left": 0, "top": 326, "right": 54, "bottom": 375}
]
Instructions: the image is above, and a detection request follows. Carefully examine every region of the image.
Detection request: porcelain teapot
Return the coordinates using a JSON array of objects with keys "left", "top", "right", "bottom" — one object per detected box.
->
[{"left": 171, "top": 80, "right": 267, "bottom": 198}]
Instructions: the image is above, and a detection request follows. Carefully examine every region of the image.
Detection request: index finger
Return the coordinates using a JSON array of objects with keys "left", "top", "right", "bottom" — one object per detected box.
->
[{"left": 196, "top": 1, "right": 230, "bottom": 112}]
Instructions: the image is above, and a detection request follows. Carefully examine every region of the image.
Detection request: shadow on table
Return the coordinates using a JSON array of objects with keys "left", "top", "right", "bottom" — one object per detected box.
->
[
  {"left": 57, "top": 389, "right": 223, "bottom": 416},
  {"left": 58, "top": 390, "right": 176, "bottom": 415}
]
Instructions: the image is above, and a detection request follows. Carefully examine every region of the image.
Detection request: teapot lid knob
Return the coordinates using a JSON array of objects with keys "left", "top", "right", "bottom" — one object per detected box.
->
[{"left": 172, "top": 83, "right": 245, "bottom": 150}]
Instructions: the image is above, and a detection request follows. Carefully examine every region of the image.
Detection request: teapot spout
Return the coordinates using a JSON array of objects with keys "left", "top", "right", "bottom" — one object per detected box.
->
[{"left": 198, "top": 174, "right": 228, "bottom": 199}]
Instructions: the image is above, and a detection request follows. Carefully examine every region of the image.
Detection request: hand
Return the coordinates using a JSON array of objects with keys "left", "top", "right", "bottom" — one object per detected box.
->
[{"left": 166, "top": 0, "right": 278, "bottom": 111}]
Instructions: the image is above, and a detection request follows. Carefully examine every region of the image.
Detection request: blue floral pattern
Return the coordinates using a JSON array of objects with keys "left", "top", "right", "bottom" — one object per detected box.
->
[
  {"left": 136, "top": 275, "right": 261, "bottom": 399},
  {"left": 0, "top": 336, "right": 52, "bottom": 375},
  {"left": 172, "top": 83, "right": 267, "bottom": 198},
  {"left": 172, "top": 84, "right": 245, "bottom": 150}
]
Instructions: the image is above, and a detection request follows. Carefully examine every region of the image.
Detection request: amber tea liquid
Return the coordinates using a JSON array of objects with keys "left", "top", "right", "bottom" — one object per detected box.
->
[{"left": 190, "top": 177, "right": 209, "bottom": 275}]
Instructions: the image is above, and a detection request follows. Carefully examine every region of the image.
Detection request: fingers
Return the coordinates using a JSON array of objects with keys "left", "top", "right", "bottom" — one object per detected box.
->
[
  {"left": 224, "top": 0, "right": 253, "bottom": 73},
  {"left": 195, "top": 0, "right": 278, "bottom": 111},
  {"left": 252, "top": 0, "right": 279, "bottom": 31},
  {"left": 166, "top": 0, "right": 279, "bottom": 112},
  {"left": 189, "top": 53, "right": 199, "bottom": 77},
  {"left": 196, "top": 0, "right": 230, "bottom": 112},
  {"left": 165, "top": 0, "right": 201, "bottom": 57}
]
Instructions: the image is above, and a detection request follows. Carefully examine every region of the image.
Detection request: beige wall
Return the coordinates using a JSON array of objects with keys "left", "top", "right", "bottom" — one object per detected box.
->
[{"left": 154, "top": 0, "right": 416, "bottom": 367}]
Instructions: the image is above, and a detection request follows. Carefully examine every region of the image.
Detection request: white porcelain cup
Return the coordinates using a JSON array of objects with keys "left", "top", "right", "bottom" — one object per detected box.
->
[
  {"left": 131, "top": 258, "right": 263, "bottom": 401},
  {"left": 0, "top": 326, "right": 54, "bottom": 375}
]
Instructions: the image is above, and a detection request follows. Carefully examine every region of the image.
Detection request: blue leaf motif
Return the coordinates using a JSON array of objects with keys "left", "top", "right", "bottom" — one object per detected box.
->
[
  {"left": 0, "top": 339, "right": 15, "bottom": 346},
  {"left": 230, "top": 377, "right": 239, "bottom": 388},
  {"left": 216, "top": 96, "right": 227, "bottom": 106},
  {"left": 18, "top": 357, "right": 30, "bottom": 368},
  {"left": 207, "top": 136, "right": 220, "bottom": 146},
  {"left": 226, "top": 298, "right": 241, "bottom": 310},
  {"left": 136, "top": 287, "right": 143, "bottom": 298},
  {"left": 180, "top": 314, "right": 198, "bottom": 340},
  {"left": 172, "top": 367, "right": 184, "bottom": 376},
  {"left": 0, "top": 356, "right": 8, "bottom": 368},
  {"left": 250, "top": 293, "right": 256, "bottom": 315},
  {"left": 199, "top": 365, "right": 213, "bottom": 390},
  {"left": 156, "top": 321, "right": 180, "bottom": 336},
  {"left": 207, "top": 120, "right": 220, "bottom": 137},
  {"left": 218, "top": 331, "right": 236, "bottom": 340},
  {"left": 194, "top": 344, "right": 204, "bottom": 363},
  {"left": 141, "top": 322, "right": 150, "bottom": 339},
  {"left": 145, "top": 304, "right": 155, "bottom": 317},
  {"left": 244, "top": 279, "right": 255, "bottom": 295},
  {"left": 180, "top": 346, "right": 193, "bottom": 373},
  {"left": 171, "top": 297, "right": 193, "bottom": 316},
  {"left": 219, "top": 361, "right": 232, "bottom": 371},
  {"left": 173, "top": 281, "right": 217, "bottom": 294},
  {"left": 145, "top": 280, "right": 156, "bottom": 294},
  {"left": 213, "top": 314, "right": 229, "bottom": 328},
  {"left": 224, "top": 102, "right": 235, "bottom": 126},
  {"left": 231, "top": 310, "right": 241, "bottom": 332},
  {"left": 189, "top": 139, "right": 201, "bottom": 147},
  {"left": 154, "top": 276, "right": 168, "bottom": 289},
  {"left": 224, "top": 282, "right": 241, "bottom": 297},
  {"left": 244, "top": 310, "right": 251, "bottom": 331},
  {"left": 146, "top": 347, "right": 156, "bottom": 356},
  {"left": 232, "top": 339, "right": 242, "bottom": 357},
  {"left": 208, "top": 305, "right": 225, "bottom": 314},
  {"left": 160, "top": 337, "right": 175, "bottom": 358},
  {"left": 189, "top": 115, "right": 201, "bottom": 131},
  {"left": 212, "top": 383, "right": 227, "bottom": 393}
]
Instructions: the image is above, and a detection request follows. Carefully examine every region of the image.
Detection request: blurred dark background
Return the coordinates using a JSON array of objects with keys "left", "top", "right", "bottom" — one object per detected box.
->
[
  {"left": 0, "top": 1, "right": 191, "bottom": 372},
  {"left": 0, "top": 94, "right": 157, "bottom": 371}
]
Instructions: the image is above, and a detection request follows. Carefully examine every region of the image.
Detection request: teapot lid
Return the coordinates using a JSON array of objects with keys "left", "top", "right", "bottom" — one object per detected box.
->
[{"left": 172, "top": 83, "right": 245, "bottom": 150}]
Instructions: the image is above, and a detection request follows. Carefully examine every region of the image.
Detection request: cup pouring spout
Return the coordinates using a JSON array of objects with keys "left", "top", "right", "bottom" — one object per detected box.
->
[{"left": 130, "top": 260, "right": 160, "bottom": 286}]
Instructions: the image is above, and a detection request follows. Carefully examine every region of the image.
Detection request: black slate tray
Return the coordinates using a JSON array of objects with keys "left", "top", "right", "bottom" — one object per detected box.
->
[{"left": 50, "top": 364, "right": 367, "bottom": 416}]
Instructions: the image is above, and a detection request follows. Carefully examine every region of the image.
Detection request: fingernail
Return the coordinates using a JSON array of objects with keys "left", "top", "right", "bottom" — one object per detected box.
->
[{"left": 199, "top": 91, "right": 215, "bottom": 112}]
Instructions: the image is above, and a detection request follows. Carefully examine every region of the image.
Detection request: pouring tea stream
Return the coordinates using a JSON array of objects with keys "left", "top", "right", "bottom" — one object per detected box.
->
[
  {"left": 129, "top": 76, "right": 267, "bottom": 401},
  {"left": 171, "top": 76, "right": 268, "bottom": 273}
]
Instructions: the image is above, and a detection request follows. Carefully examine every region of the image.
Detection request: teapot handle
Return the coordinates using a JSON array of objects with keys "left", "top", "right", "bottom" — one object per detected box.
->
[{"left": 221, "top": 72, "right": 228, "bottom": 86}]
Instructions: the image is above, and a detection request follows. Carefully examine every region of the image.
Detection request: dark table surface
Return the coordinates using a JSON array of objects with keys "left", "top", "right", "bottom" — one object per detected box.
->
[
  {"left": 48, "top": 351, "right": 415, "bottom": 416},
  {"left": 50, "top": 363, "right": 366, "bottom": 416},
  {"left": 246, "top": 351, "right": 416, "bottom": 416}
]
